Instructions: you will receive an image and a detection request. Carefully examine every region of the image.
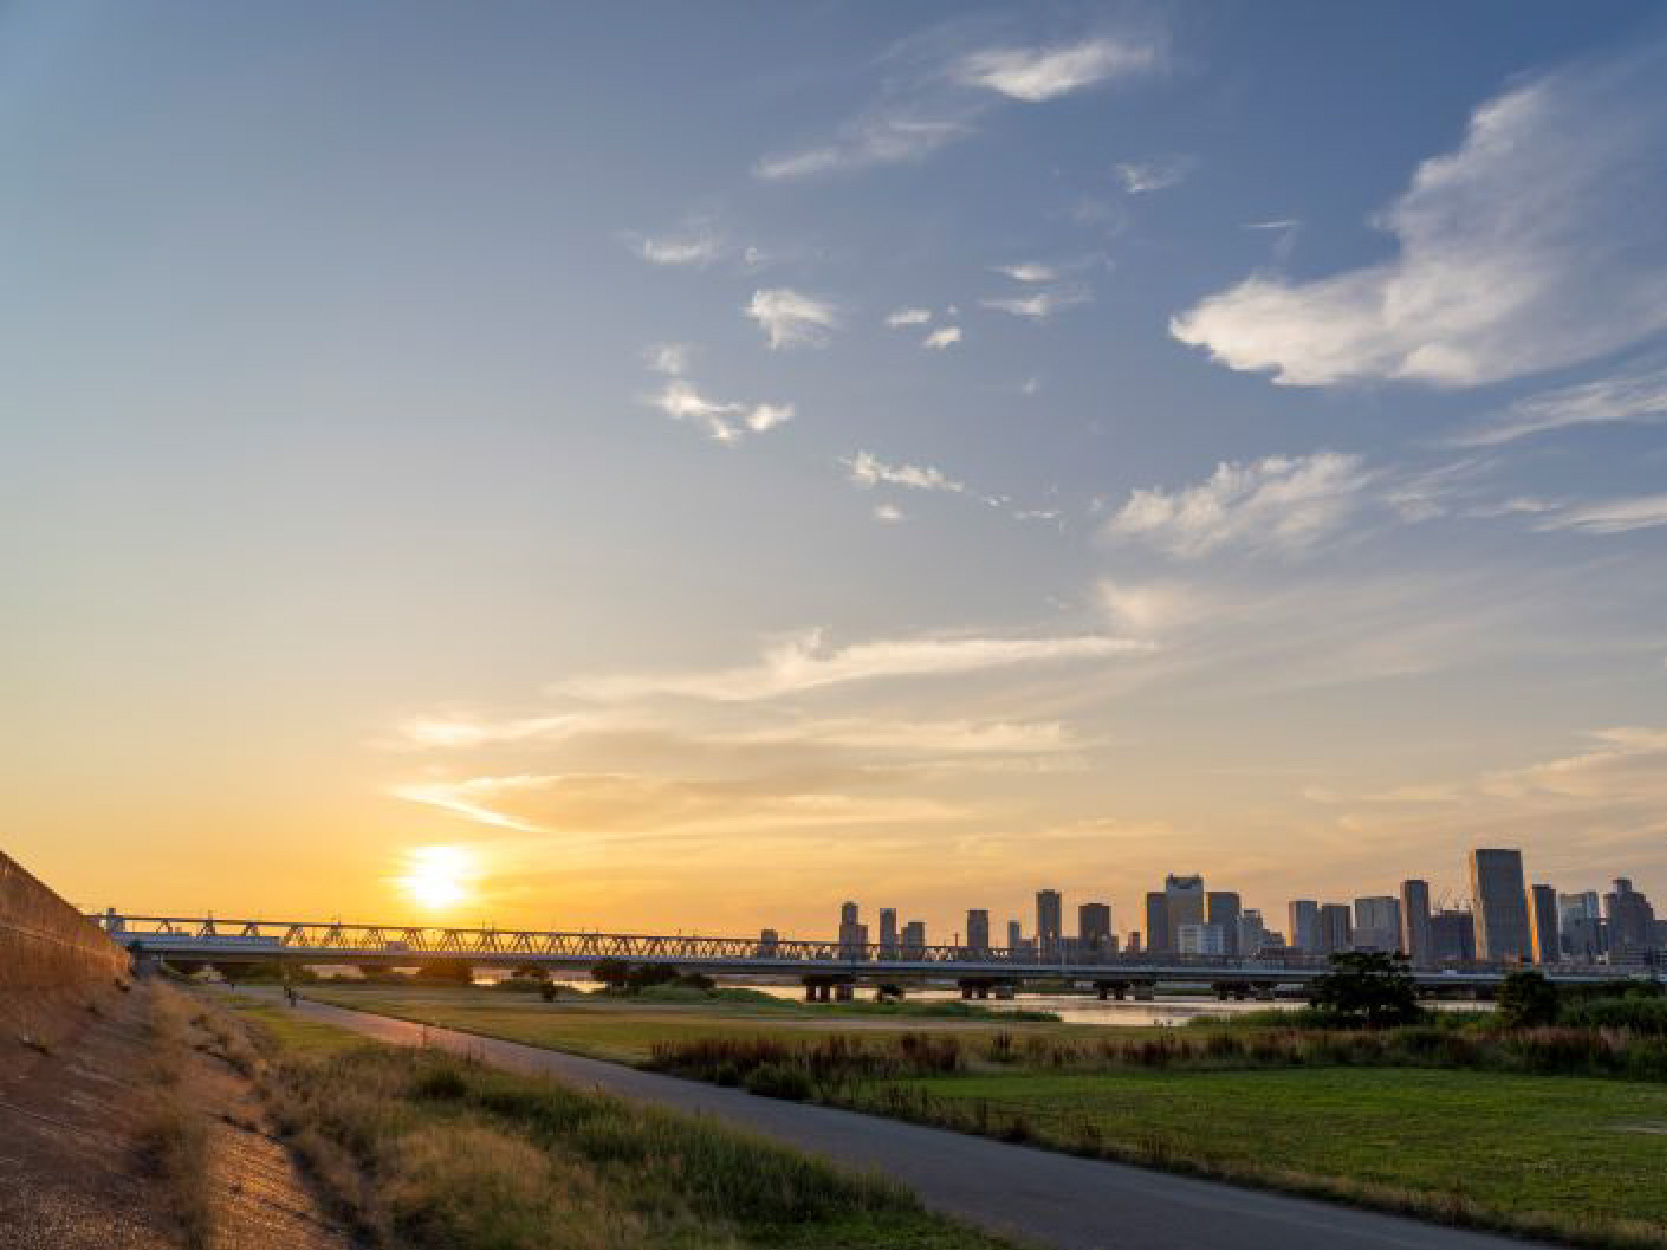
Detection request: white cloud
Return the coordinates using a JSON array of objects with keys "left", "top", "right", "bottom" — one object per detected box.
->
[
  {"left": 956, "top": 37, "right": 1157, "bottom": 102},
  {"left": 1097, "top": 579, "right": 1198, "bottom": 635},
  {"left": 872, "top": 503, "right": 906, "bottom": 523},
  {"left": 1116, "top": 156, "right": 1192, "bottom": 194},
  {"left": 886, "top": 307, "right": 933, "bottom": 327},
  {"left": 746, "top": 402, "right": 794, "bottom": 433},
  {"left": 981, "top": 286, "right": 1090, "bottom": 320},
  {"left": 562, "top": 627, "right": 1152, "bottom": 702},
  {"left": 922, "top": 326, "right": 962, "bottom": 350},
  {"left": 747, "top": 288, "right": 839, "bottom": 349},
  {"left": 1105, "top": 452, "right": 1374, "bottom": 557},
  {"left": 755, "top": 118, "right": 969, "bottom": 180},
  {"left": 1536, "top": 493, "right": 1667, "bottom": 535},
  {"left": 995, "top": 263, "right": 1056, "bottom": 282},
  {"left": 644, "top": 343, "right": 690, "bottom": 376},
  {"left": 647, "top": 378, "right": 791, "bottom": 444},
  {"left": 1451, "top": 362, "right": 1667, "bottom": 447},
  {"left": 845, "top": 450, "right": 964, "bottom": 493},
  {"left": 1172, "top": 44, "right": 1667, "bottom": 386},
  {"left": 630, "top": 230, "right": 722, "bottom": 267}
]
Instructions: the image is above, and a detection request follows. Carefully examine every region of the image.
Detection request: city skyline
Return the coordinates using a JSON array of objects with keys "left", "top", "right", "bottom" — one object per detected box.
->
[{"left": 6, "top": 3, "right": 1667, "bottom": 933}]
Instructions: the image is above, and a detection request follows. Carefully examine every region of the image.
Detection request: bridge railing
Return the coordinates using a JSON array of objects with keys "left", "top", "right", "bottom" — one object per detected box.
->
[{"left": 88, "top": 913, "right": 1653, "bottom": 979}]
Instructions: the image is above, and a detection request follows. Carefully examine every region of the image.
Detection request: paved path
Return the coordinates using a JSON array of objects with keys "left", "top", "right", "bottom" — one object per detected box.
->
[{"left": 257, "top": 991, "right": 1555, "bottom": 1250}]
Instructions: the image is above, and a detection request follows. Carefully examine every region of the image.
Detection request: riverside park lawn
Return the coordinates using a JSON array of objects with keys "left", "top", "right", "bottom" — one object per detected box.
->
[
  {"left": 875, "top": 1067, "right": 1667, "bottom": 1240},
  {"left": 300, "top": 984, "right": 1097, "bottom": 1063},
  {"left": 300, "top": 985, "right": 1667, "bottom": 1245}
]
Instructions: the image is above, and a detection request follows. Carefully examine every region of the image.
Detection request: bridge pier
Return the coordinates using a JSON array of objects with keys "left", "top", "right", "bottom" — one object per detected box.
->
[
  {"left": 834, "top": 983, "right": 854, "bottom": 1002},
  {"left": 1132, "top": 980, "right": 1155, "bottom": 1001}
]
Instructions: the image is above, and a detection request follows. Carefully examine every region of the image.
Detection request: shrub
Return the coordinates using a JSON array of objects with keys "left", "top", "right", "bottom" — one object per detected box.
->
[
  {"left": 1498, "top": 971, "right": 1560, "bottom": 1029},
  {"left": 742, "top": 1063, "right": 813, "bottom": 1101}
]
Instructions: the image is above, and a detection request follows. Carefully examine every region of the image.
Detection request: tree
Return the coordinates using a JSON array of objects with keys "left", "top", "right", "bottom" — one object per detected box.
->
[
  {"left": 1310, "top": 951, "right": 1421, "bottom": 1028},
  {"left": 1498, "top": 969, "right": 1560, "bottom": 1028},
  {"left": 591, "top": 959, "right": 632, "bottom": 989},
  {"left": 415, "top": 958, "right": 472, "bottom": 984}
]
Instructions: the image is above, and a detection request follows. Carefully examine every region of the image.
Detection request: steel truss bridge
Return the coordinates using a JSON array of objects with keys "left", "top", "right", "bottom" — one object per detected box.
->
[{"left": 93, "top": 913, "right": 1654, "bottom": 992}]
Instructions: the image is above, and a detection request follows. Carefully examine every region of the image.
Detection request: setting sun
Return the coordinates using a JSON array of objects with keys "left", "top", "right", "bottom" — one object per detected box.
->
[{"left": 394, "top": 846, "right": 478, "bottom": 912}]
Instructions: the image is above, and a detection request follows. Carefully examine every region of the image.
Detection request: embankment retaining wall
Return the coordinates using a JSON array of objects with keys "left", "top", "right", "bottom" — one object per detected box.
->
[{"left": 0, "top": 850, "right": 129, "bottom": 990}]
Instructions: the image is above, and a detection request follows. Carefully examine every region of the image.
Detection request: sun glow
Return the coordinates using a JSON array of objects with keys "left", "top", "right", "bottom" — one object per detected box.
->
[{"left": 395, "top": 845, "right": 479, "bottom": 911}]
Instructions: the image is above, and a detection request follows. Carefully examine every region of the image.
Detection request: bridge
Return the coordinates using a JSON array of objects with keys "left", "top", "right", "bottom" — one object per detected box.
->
[{"left": 93, "top": 912, "right": 1657, "bottom": 999}]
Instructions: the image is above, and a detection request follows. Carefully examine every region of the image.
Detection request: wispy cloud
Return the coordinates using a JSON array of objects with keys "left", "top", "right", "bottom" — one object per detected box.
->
[
  {"left": 1172, "top": 42, "right": 1667, "bottom": 386},
  {"left": 644, "top": 342, "right": 690, "bottom": 376},
  {"left": 644, "top": 360, "right": 794, "bottom": 444},
  {"left": 955, "top": 37, "right": 1157, "bottom": 102},
  {"left": 845, "top": 450, "right": 964, "bottom": 493},
  {"left": 755, "top": 29, "right": 1160, "bottom": 180},
  {"left": 922, "top": 325, "right": 962, "bottom": 350},
  {"left": 1450, "top": 362, "right": 1667, "bottom": 447},
  {"left": 1116, "top": 156, "right": 1192, "bottom": 193},
  {"left": 994, "top": 262, "right": 1056, "bottom": 282},
  {"left": 981, "top": 286, "right": 1091, "bottom": 320},
  {"left": 885, "top": 307, "right": 933, "bottom": 327},
  {"left": 1104, "top": 452, "right": 1374, "bottom": 557},
  {"left": 755, "top": 119, "right": 969, "bottom": 180},
  {"left": 1482, "top": 727, "right": 1667, "bottom": 801},
  {"left": 873, "top": 503, "right": 906, "bottom": 523},
  {"left": 747, "top": 288, "right": 839, "bottom": 349},
  {"left": 1535, "top": 493, "right": 1667, "bottom": 535},
  {"left": 628, "top": 229, "right": 723, "bottom": 267},
  {"left": 561, "top": 627, "right": 1152, "bottom": 703}
]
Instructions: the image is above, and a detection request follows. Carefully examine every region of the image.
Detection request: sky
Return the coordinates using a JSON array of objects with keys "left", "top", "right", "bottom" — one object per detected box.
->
[{"left": 5, "top": 1, "right": 1667, "bottom": 944}]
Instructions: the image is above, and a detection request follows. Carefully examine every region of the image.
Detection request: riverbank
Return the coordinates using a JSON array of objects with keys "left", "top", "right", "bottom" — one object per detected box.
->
[{"left": 229, "top": 993, "right": 1017, "bottom": 1250}]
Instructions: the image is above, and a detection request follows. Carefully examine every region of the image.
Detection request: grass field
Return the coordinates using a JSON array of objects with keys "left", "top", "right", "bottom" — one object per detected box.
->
[
  {"left": 301, "top": 985, "right": 1096, "bottom": 1064},
  {"left": 850, "top": 1067, "right": 1667, "bottom": 1246},
  {"left": 223, "top": 992, "right": 1018, "bottom": 1250}
]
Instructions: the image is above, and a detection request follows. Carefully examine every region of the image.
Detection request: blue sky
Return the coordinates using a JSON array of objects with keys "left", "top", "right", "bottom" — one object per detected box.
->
[{"left": 5, "top": 2, "right": 1666, "bottom": 938}]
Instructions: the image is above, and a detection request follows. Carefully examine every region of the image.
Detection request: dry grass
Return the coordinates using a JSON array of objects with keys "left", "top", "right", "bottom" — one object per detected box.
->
[
  {"left": 139, "top": 984, "right": 215, "bottom": 1250},
  {"left": 232, "top": 1004, "right": 1013, "bottom": 1250}
]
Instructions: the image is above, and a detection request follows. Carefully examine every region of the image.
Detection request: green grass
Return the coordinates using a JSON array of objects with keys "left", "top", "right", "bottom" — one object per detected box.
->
[
  {"left": 222, "top": 994, "right": 1018, "bottom": 1250},
  {"left": 867, "top": 1068, "right": 1667, "bottom": 1246},
  {"left": 302, "top": 985, "right": 1085, "bottom": 1065}
]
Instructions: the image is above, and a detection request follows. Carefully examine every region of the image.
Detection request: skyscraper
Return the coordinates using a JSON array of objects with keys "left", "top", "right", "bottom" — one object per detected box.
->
[
  {"left": 901, "top": 920, "right": 926, "bottom": 958},
  {"left": 965, "top": 909, "right": 990, "bottom": 956},
  {"left": 1528, "top": 884, "right": 1560, "bottom": 965},
  {"left": 1431, "top": 909, "right": 1477, "bottom": 963},
  {"left": 1006, "top": 919, "right": 1023, "bottom": 951},
  {"left": 878, "top": 907, "right": 898, "bottom": 960},
  {"left": 1237, "top": 909, "right": 1269, "bottom": 957},
  {"left": 1318, "top": 903, "right": 1352, "bottom": 955},
  {"left": 1287, "top": 900, "right": 1320, "bottom": 954},
  {"left": 1352, "top": 896, "right": 1402, "bottom": 953},
  {"left": 1037, "top": 889, "right": 1063, "bottom": 957},
  {"left": 1165, "top": 875, "right": 1205, "bottom": 952},
  {"left": 1206, "top": 891, "right": 1242, "bottom": 957},
  {"left": 1559, "top": 891, "right": 1603, "bottom": 961},
  {"left": 1178, "top": 923, "right": 1227, "bottom": 956},
  {"left": 1469, "top": 848, "right": 1532, "bottom": 962},
  {"left": 1078, "top": 902, "right": 1112, "bottom": 953},
  {"left": 1399, "top": 880, "right": 1433, "bottom": 966},
  {"left": 837, "top": 901, "right": 868, "bottom": 960},
  {"left": 1145, "top": 892, "right": 1170, "bottom": 954},
  {"left": 1604, "top": 878, "right": 1657, "bottom": 961}
]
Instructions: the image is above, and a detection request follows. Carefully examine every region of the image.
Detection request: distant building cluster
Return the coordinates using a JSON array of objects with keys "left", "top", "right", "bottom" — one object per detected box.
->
[{"left": 809, "top": 848, "right": 1665, "bottom": 968}]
